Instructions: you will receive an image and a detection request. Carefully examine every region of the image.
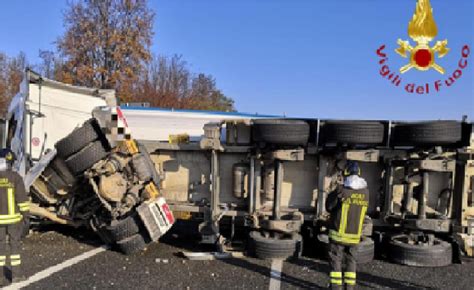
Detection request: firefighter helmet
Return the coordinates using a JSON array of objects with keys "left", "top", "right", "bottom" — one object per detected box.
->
[
  {"left": 344, "top": 160, "right": 361, "bottom": 176},
  {"left": 0, "top": 148, "right": 15, "bottom": 166}
]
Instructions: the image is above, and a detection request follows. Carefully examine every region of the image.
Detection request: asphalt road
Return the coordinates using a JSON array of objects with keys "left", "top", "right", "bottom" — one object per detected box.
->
[{"left": 2, "top": 226, "right": 474, "bottom": 290}]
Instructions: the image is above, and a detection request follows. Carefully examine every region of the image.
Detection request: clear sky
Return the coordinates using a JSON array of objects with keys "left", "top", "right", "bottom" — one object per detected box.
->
[{"left": 0, "top": 0, "right": 472, "bottom": 120}]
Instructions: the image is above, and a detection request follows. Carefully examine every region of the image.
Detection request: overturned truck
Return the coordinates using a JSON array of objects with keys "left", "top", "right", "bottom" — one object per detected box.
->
[
  {"left": 4, "top": 71, "right": 474, "bottom": 266},
  {"left": 4, "top": 70, "right": 174, "bottom": 254}
]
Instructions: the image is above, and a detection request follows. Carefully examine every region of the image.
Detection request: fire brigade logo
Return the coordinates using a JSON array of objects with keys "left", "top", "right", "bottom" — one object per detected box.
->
[
  {"left": 375, "top": 0, "right": 470, "bottom": 94},
  {"left": 395, "top": 0, "right": 449, "bottom": 74}
]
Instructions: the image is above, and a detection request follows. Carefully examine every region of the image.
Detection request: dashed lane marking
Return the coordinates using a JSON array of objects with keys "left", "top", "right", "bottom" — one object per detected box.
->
[
  {"left": 269, "top": 259, "right": 283, "bottom": 290},
  {"left": 3, "top": 245, "right": 109, "bottom": 290}
]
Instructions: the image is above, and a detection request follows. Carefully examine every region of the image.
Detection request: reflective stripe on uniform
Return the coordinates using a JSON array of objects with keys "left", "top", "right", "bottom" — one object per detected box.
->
[
  {"left": 11, "top": 254, "right": 21, "bottom": 266},
  {"left": 345, "top": 279, "right": 356, "bottom": 285},
  {"left": 0, "top": 261, "right": 5, "bottom": 266},
  {"left": 330, "top": 272, "right": 342, "bottom": 278},
  {"left": 357, "top": 206, "right": 367, "bottom": 236},
  {"left": 344, "top": 272, "right": 356, "bottom": 279},
  {"left": 19, "top": 202, "right": 30, "bottom": 212},
  {"left": 330, "top": 279, "right": 343, "bottom": 285},
  {"left": 0, "top": 255, "right": 5, "bottom": 266},
  {"left": 0, "top": 215, "right": 22, "bottom": 224},
  {"left": 339, "top": 202, "right": 349, "bottom": 235},
  {"left": 8, "top": 188, "right": 16, "bottom": 216},
  {"left": 329, "top": 229, "right": 361, "bottom": 244}
]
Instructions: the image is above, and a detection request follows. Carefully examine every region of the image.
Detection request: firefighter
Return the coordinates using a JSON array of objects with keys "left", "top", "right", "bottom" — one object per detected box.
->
[
  {"left": 0, "top": 149, "right": 29, "bottom": 284},
  {"left": 326, "top": 161, "right": 369, "bottom": 290}
]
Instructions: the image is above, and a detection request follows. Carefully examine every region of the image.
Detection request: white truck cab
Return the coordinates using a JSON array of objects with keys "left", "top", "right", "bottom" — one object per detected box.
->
[{"left": 2, "top": 69, "right": 115, "bottom": 177}]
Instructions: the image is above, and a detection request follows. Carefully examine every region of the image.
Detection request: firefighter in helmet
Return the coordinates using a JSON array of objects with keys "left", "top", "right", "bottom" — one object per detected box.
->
[
  {"left": 0, "top": 149, "right": 29, "bottom": 284},
  {"left": 326, "top": 161, "right": 369, "bottom": 290}
]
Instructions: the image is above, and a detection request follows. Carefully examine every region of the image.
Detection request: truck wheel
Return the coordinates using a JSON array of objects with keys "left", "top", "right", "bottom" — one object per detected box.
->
[
  {"left": 50, "top": 157, "right": 76, "bottom": 186},
  {"left": 248, "top": 231, "right": 299, "bottom": 260},
  {"left": 393, "top": 121, "right": 462, "bottom": 146},
  {"left": 321, "top": 121, "right": 384, "bottom": 145},
  {"left": 388, "top": 234, "right": 452, "bottom": 267},
  {"left": 252, "top": 119, "right": 310, "bottom": 146},
  {"left": 65, "top": 141, "right": 109, "bottom": 175},
  {"left": 117, "top": 233, "right": 150, "bottom": 255},
  {"left": 55, "top": 118, "right": 103, "bottom": 159},
  {"left": 137, "top": 142, "right": 160, "bottom": 184},
  {"left": 351, "top": 237, "right": 375, "bottom": 264},
  {"left": 43, "top": 167, "right": 69, "bottom": 192},
  {"left": 105, "top": 214, "right": 141, "bottom": 242}
]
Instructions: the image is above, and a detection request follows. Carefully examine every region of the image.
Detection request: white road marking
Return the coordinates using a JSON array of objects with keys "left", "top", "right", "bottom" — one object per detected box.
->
[
  {"left": 3, "top": 245, "right": 109, "bottom": 290},
  {"left": 269, "top": 259, "right": 283, "bottom": 290}
]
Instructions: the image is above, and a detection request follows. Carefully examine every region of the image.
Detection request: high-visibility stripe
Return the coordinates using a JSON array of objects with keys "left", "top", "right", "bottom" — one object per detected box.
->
[
  {"left": 0, "top": 262, "right": 5, "bottom": 266},
  {"left": 330, "top": 272, "right": 342, "bottom": 278},
  {"left": 8, "top": 188, "right": 16, "bottom": 216},
  {"left": 10, "top": 254, "right": 20, "bottom": 259},
  {"left": 339, "top": 202, "right": 349, "bottom": 235},
  {"left": 0, "top": 216, "right": 22, "bottom": 224},
  {"left": 0, "top": 213, "right": 22, "bottom": 219},
  {"left": 345, "top": 279, "right": 356, "bottom": 285},
  {"left": 330, "top": 279, "right": 343, "bottom": 285},
  {"left": 344, "top": 272, "right": 356, "bottom": 279},
  {"left": 19, "top": 204, "right": 30, "bottom": 212},
  {"left": 357, "top": 206, "right": 367, "bottom": 236},
  {"left": 329, "top": 230, "right": 361, "bottom": 244},
  {"left": 0, "top": 256, "right": 5, "bottom": 261},
  {"left": 11, "top": 259, "right": 21, "bottom": 266}
]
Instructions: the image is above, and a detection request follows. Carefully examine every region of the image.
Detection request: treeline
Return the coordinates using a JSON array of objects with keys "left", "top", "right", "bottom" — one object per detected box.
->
[
  {"left": 0, "top": 52, "right": 26, "bottom": 115},
  {"left": 0, "top": 0, "right": 234, "bottom": 116}
]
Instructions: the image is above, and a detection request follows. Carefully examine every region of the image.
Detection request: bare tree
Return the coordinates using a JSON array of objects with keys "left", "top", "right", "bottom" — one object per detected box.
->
[{"left": 136, "top": 55, "right": 234, "bottom": 111}]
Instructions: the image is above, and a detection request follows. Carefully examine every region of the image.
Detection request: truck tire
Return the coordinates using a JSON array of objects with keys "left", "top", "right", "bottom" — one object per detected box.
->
[
  {"left": 43, "top": 167, "right": 69, "bottom": 192},
  {"left": 248, "top": 231, "right": 299, "bottom": 260},
  {"left": 65, "top": 141, "right": 108, "bottom": 176},
  {"left": 117, "top": 233, "right": 150, "bottom": 255},
  {"left": 105, "top": 214, "right": 141, "bottom": 242},
  {"left": 351, "top": 237, "right": 375, "bottom": 264},
  {"left": 252, "top": 119, "right": 310, "bottom": 146},
  {"left": 137, "top": 142, "right": 160, "bottom": 184},
  {"left": 55, "top": 118, "right": 102, "bottom": 159},
  {"left": 321, "top": 121, "right": 384, "bottom": 145},
  {"left": 393, "top": 121, "right": 462, "bottom": 146},
  {"left": 388, "top": 234, "right": 452, "bottom": 267},
  {"left": 50, "top": 157, "right": 76, "bottom": 186}
]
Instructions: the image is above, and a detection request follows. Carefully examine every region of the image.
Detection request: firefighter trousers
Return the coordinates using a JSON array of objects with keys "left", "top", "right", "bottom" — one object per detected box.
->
[
  {"left": 0, "top": 222, "right": 23, "bottom": 280},
  {"left": 328, "top": 241, "right": 357, "bottom": 289}
]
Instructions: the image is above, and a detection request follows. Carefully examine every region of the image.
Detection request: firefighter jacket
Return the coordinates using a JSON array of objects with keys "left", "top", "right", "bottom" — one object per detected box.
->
[
  {"left": 0, "top": 170, "right": 29, "bottom": 225},
  {"left": 326, "top": 185, "right": 369, "bottom": 245}
]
